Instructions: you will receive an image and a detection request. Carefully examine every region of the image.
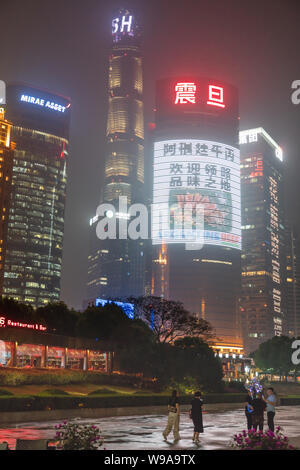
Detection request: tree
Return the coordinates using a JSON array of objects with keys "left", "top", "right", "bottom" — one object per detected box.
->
[
  {"left": 0, "top": 297, "right": 35, "bottom": 322},
  {"left": 36, "top": 301, "right": 78, "bottom": 336},
  {"left": 253, "top": 336, "right": 295, "bottom": 381},
  {"left": 173, "top": 336, "right": 224, "bottom": 392},
  {"left": 77, "top": 303, "right": 132, "bottom": 342},
  {"left": 130, "top": 296, "right": 213, "bottom": 344}
]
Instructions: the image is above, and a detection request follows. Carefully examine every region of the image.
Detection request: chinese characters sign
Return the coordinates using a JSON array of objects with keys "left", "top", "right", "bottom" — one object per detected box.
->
[
  {"left": 152, "top": 139, "right": 241, "bottom": 249},
  {"left": 175, "top": 83, "right": 197, "bottom": 104},
  {"left": 156, "top": 78, "right": 238, "bottom": 126},
  {"left": 174, "top": 82, "right": 225, "bottom": 108}
]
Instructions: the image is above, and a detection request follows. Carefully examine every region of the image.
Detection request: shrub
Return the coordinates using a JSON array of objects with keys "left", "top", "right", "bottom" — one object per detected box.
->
[
  {"left": 55, "top": 422, "right": 104, "bottom": 450},
  {"left": 0, "top": 392, "right": 246, "bottom": 412},
  {"left": 0, "top": 369, "right": 147, "bottom": 388},
  {"left": 230, "top": 427, "right": 294, "bottom": 450},
  {"left": 0, "top": 389, "right": 14, "bottom": 396},
  {"left": 224, "top": 381, "right": 246, "bottom": 393}
]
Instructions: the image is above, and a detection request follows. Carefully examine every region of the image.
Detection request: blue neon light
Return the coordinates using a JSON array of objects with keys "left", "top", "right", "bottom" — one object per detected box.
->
[{"left": 95, "top": 298, "right": 135, "bottom": 319}]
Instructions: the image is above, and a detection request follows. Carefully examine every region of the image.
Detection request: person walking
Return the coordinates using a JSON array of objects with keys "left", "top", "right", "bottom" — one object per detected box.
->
[
  {"left": 190, "top": 391, "right": 204, "bottom": 444},
  {"left": 263, "top": 387, "right": 277, "bottom": 432},
  {"left": 162, "top": 390, "right": 180, "bottom": 442},
  {"left": 245, "top": 389, "right": 254, "bottom": 430},
  {"left": 251, "top": 392, "right": 266, "bottom": 431}
]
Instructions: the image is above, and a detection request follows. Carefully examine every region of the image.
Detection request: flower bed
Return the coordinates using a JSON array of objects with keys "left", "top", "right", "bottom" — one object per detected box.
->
[
  {"left": 231, "top": 427, "right": 295, "bottom": 450},
  {"left": 55, "top": 421, "right": 104, "bottom": 450}
]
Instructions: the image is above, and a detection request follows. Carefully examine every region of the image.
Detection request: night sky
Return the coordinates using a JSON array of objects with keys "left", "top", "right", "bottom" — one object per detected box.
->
[{"left": 1, "top": 0, "right": 300, "bottom": 309}]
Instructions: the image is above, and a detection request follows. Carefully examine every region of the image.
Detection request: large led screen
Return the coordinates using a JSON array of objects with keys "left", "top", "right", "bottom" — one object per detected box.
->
[{"left": 152, "top": 139, "right": 241, "bottom": 250}]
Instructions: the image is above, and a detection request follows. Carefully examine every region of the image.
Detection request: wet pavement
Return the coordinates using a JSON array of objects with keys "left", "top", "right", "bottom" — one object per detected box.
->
[{"left": 0, "top": 406, "right": 299, "bottom": 450}]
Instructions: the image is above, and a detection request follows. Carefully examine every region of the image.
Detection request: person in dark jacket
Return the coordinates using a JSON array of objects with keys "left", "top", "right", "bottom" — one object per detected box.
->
[
  {"left": 252, "top": 392, "right": 266, "bottom": 431},
  {"left": 191, "top": 391, "right": 204, "bottom": 444},
  {"left": 245, "top": 389, "right": 254, "bottom": 430}
]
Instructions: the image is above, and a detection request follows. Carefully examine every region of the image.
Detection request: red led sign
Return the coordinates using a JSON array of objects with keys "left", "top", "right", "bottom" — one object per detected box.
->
[
  {"left": 175, "top": 82, "right": 197, "bottom": 104},
  {"left": 0, "top": 316, "right": 47, "bottom": 331},
  {"left": 174, "top": 81, "right": 225, "bottom": 108}
]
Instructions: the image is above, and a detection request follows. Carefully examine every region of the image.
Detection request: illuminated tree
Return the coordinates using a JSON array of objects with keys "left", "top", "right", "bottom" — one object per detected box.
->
[{"left": 130, "top": 296, "right": 213, "bottom": 344}]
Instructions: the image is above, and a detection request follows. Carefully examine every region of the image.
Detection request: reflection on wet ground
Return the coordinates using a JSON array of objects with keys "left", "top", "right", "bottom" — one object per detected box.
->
[{"left": 0, "top": 406, "right": 299, "bottom": 450}]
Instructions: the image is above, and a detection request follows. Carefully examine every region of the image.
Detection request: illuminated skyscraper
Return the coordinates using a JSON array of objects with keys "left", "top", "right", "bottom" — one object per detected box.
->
[
  {"left": 285, "top": 226, "right": 300, "bottom": 337},
  {"left": 3, "top": 84, "right": 71, "bottom": 308},
  {"left": 152, "top": 77, "right": 242, "bottom": 348},
  {"left": 0, "top": 106, "right": 14, "bottom": 293},
  {"left": 239, "top": 128, "right": 286, "bottom": 353},
  {"left": 87, "top": 9, "right": 145, "bottom": 301}
]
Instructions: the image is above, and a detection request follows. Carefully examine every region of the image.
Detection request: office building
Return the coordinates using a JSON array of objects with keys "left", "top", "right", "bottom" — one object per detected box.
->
[
  {"left": 0, "top": 106, "right": 14, "bottom": 293},
  {"left": 239, "top": 127, "right": 285, "bottom": 353},
  {"left": 3, "top": 84, "right": 71, "bottom": 308},
  {"left": 152, "top": 77, "right": 242, "bottom": 347}
]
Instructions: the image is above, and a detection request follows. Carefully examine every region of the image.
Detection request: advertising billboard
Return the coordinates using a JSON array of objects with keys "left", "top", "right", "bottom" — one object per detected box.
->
[
  {"left": 95, "top": 298, "right": 135, "bottom": 319},
  {"left": 152, "top": 138, "right": 241, "bottom": 249}
]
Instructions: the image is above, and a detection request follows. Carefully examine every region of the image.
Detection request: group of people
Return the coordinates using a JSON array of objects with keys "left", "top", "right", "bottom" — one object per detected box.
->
[
  {"left": 162, "top": 387, "right": 277, "bottom": 444},
  {"left": 162, "top": 390, "right": 204, "bottom": 444},
  {"left": 245, "top": 387, "right": 277, "bottom": 432}
]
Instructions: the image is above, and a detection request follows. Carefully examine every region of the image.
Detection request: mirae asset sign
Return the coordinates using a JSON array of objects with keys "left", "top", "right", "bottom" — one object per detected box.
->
[
  {"left": 20, "top": 94, "right": 68, "bottom": 113},
  {"left": 0, "top": 316, "right": 47, "bottom": 331}
]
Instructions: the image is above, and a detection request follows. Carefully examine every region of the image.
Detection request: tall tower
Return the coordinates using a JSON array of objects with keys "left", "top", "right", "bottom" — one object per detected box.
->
[
  {"left": 239, "top": 127, "right": 286, "bottom": 353},
  {"left": 151, "top": 77, "right": 242, "bottom": 349},
  {"left": 3, "top": 84, "right": 71, "bottom": 308},
  {"left": 285, "top": 225, "right": 300, "bottom": 337},
  {"left": 0, "top": 106, "right": 14, "bottom": 293},
  {"left": 87, "top": 9, "right": 145, "bottom": 302}
]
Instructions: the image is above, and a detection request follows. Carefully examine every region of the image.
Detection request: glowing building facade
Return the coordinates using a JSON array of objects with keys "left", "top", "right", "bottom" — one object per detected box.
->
[
  {"left": 87, "top": 9, "right": 145, "bottom": 301},
  {"left": 0, "top": 106, "right": 14, "bottom": 293},
  {"left": 152, "top": 78, "right": 243, "bottom": 348},
  {"left": 239, "top": 128, "right": 286, "bottom": 353},
  {"left": 285, "top": 226, "right": 300, "bottom": 338},
  {"left": 3, "top": 84, "right": 71, "bottom": 308}
]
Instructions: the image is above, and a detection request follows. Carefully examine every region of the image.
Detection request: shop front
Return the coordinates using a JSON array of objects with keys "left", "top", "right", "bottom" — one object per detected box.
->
[{"left": 0, "top": 315, "right": 114, "bottom": 372}]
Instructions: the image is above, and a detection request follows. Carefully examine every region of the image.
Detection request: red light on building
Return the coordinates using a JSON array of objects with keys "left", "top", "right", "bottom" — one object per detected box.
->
[
  {"left": 250, "top": 160, "right": 263, "bottom": 177},
  {"left": 207, "top": 85, "right": 225, "bottom": 108},
  {"left": 174, "top": 82, "right": 197, "bottom": 104},
  {"left": 148, "top": 122, "right": 156, "bottom": 130}
]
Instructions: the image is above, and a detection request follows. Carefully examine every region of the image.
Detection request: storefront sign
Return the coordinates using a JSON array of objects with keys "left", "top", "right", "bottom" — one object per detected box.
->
[{"left": 0, "top": 316, "right": 47, "bottom": 331}]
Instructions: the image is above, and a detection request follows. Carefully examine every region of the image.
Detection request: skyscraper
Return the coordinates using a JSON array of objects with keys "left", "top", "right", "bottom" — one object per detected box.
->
[
  {"left": 87, "top": 9, "right": 145, "bottom": 302},
  {"left": 239, "top": 127, "right": 286, "bottom": 353},
  {"left": 0, "top": 106, "right": 14, "bottom": 293},
  {"left": 286, "top": 226, "right": 300, "bottom": 338},
  {"left": 152, "top": 77, "right": 242, "bottom": 348},
  {"left": 3, "top": 84, "right": 71, "bottom": 308}
]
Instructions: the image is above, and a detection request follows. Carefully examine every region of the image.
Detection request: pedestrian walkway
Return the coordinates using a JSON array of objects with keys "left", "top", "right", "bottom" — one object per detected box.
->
[{"left": 0, "top": 406, "right": 299, "bottom": 450}]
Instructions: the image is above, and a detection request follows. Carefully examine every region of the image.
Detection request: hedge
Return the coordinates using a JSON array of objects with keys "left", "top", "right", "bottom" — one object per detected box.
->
[
  {"left": 0, "top": 393, "right": 246, "bottom": 413},
  {"left": 0, "top": 369, "right": 147, "bottom": 387},
  {"left": 280, "top": 396, "right": 300, "bottom": 406}
]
